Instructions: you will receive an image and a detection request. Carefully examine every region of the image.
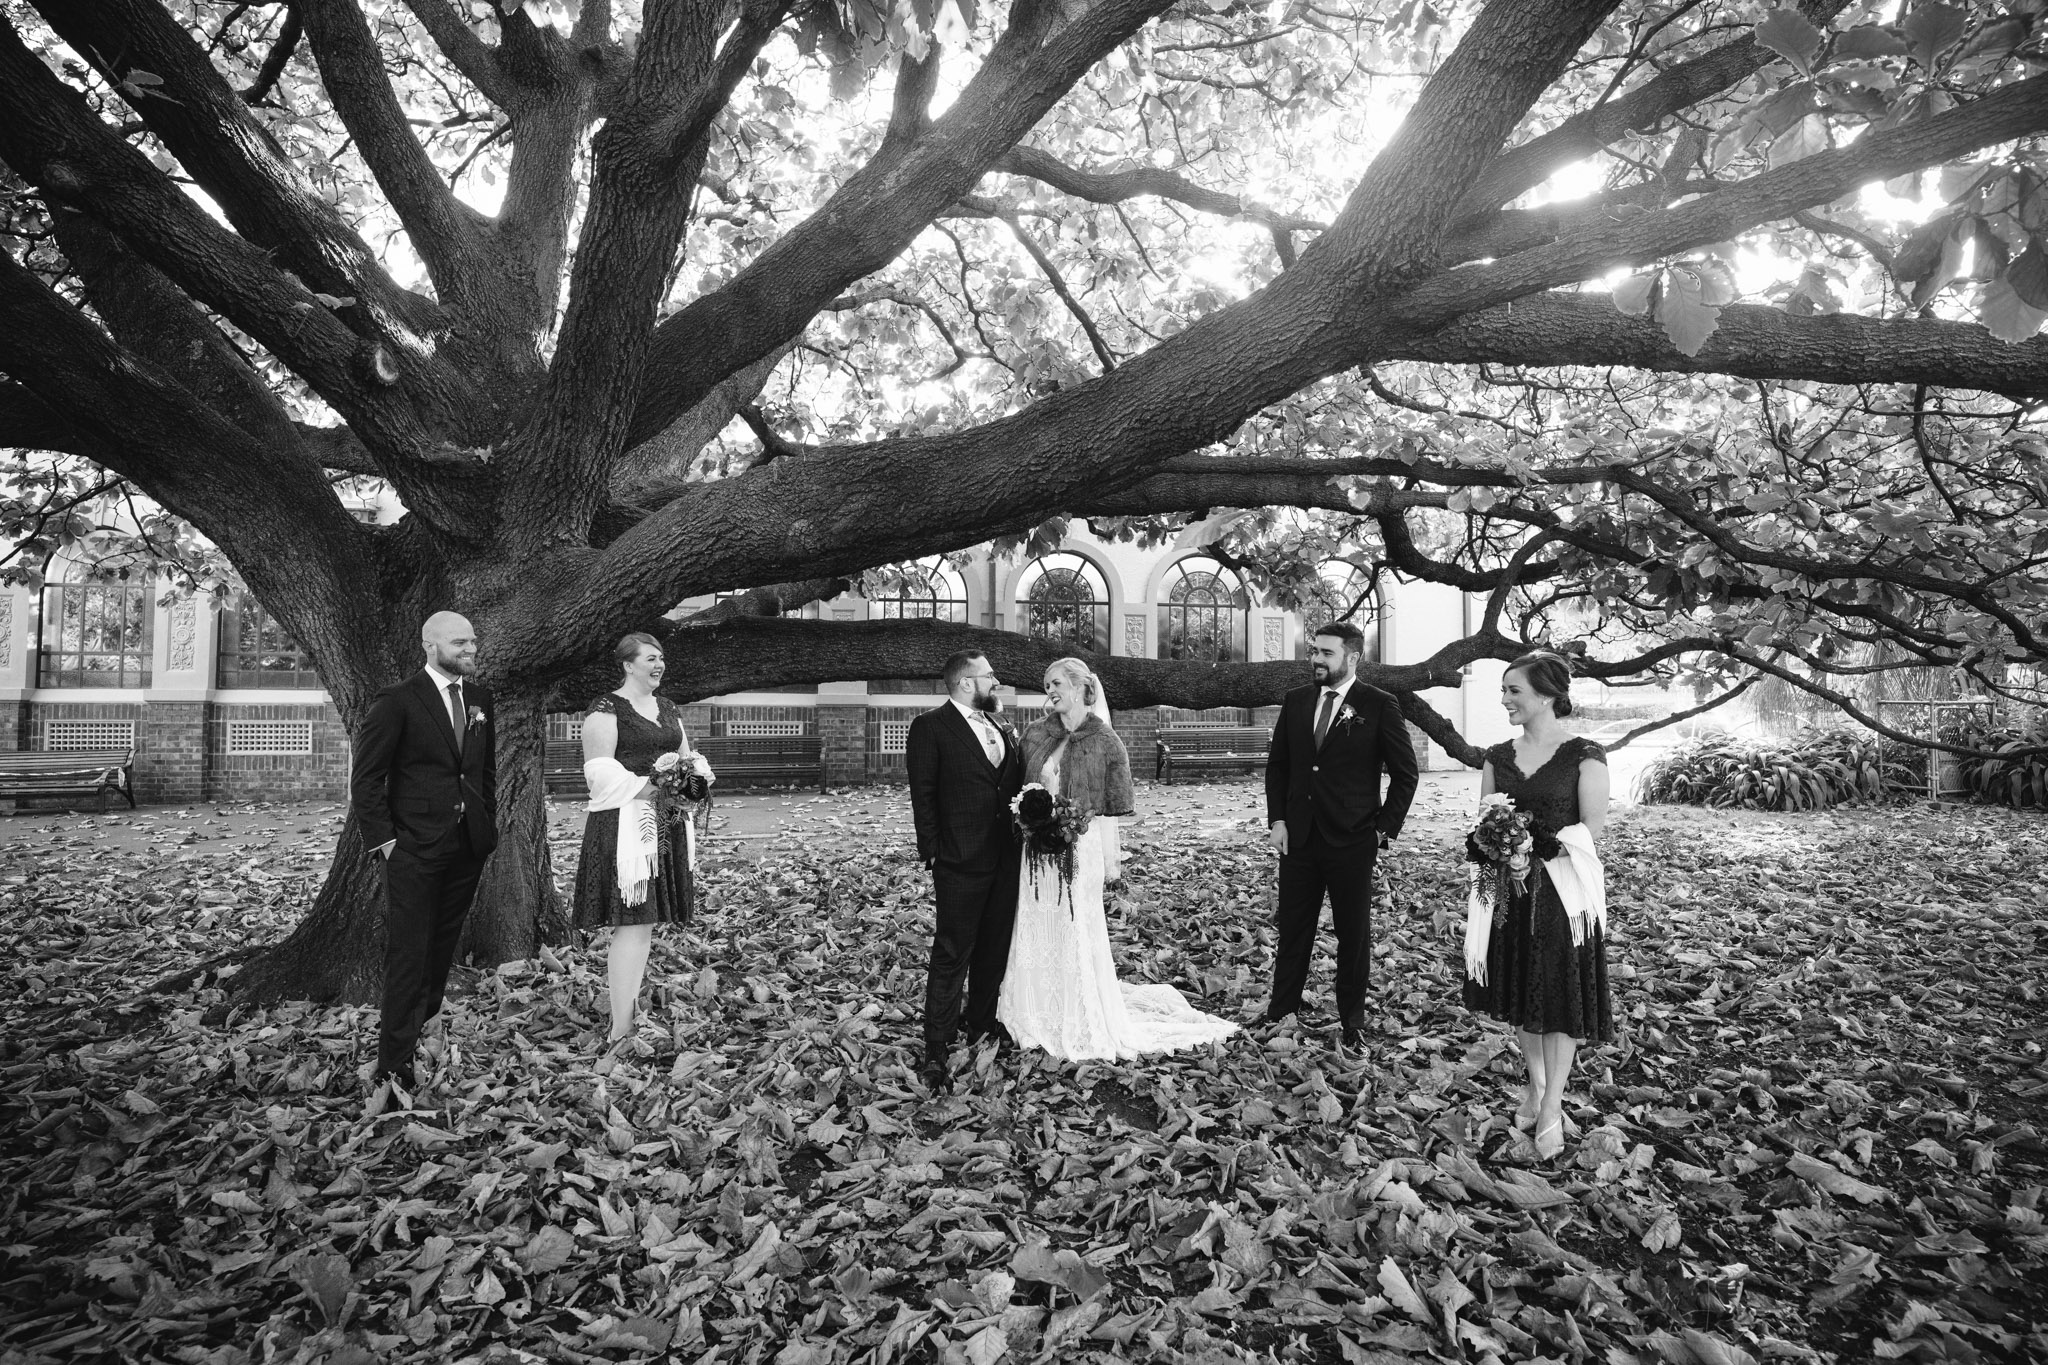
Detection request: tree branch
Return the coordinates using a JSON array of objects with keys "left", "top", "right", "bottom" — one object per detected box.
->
[
  {"left": 503, "top": 0, "right": 792, "bottom": 544},
  {"left": 1454, "top": 0, "right": 1854, "bottom": 217},
  {"left": 1394, "top": 292, "right": 2048, "bottom": 401},
  {"left": 241, "top": 5, "right": 304, "bottom": 106},
  {"left": 990, "top": 144, "right": 1326, "bottom": 232},
  {"left": 25, "top": 1, "right": 439, "bottom": 338},
  {"left": 998, "top": 211, "right": 1117, "bottom": 372},
  {"left": 0, "top": 22, "right": 453, "bottom": 459},
  {"left": 625, "top": 0, "right": 1176, "bottom": 449},
  {"left": 1388, "top": 73, "right": 2048, "bottom": 336},
  {"left": 297, "top": 0, "right": 494, "bottom": 314},
  {"left": 398, "top": 0, "right": 511, "bottom": 107}
]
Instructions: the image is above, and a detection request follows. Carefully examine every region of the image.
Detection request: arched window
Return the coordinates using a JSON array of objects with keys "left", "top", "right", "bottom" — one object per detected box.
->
[
  {"left": 1016, "top": 554, "right": 1109, "bottom": 651},
  {"left": 1298, "top": 563, "right": 1382, "bottom": 665},
  {"left": 870, "top": 559, "right": 969, "bottom": 623},
  {"left": 218, "top": 592, "right": 321, "bottom": 689},
  {"left": 38, "top": 578, "right": 153, "bottom": 688},
  {"left": 1158, "top": 557, "right": 1250, "bottom": 662}
]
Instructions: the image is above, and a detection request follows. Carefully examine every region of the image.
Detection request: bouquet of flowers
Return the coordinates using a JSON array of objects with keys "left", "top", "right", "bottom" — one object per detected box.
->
[
  {"left": 1012, "top": 782, "right": 1090, "bottom": 911},
  {"left": 1465, "top": 793, "right": 1534, "bottom": 891},
  {"left": 650, "top": 750, "right": 713, "bottom": 823},
  {"left": 1462, "top": 794, "right": 1533, "bottom": 984}
]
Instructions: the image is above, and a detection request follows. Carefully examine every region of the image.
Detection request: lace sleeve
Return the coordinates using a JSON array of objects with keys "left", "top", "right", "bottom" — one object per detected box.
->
[
  {"left": 584, "top": 694, "right": 616, "bottom": 718},
  {"left": 1574, "top": 736, "right": 1609, "bottom": 766}
]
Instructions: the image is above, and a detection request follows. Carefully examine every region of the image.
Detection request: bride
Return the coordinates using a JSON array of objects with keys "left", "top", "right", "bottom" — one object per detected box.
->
[{"left": 996, "top": 657, "right": 1239, "bottom": 1061}]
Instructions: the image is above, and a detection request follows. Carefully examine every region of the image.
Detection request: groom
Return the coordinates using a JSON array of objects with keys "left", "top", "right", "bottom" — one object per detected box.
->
[
  {"left": 905, "top": 650, "right": 1024, "bottom": 1092},
  {"left": 350, "top": 610, "right": 498, "bottom": 1093},
  {"left": 1264, "top": 620, "right": 1419, "bottom": 1053}
]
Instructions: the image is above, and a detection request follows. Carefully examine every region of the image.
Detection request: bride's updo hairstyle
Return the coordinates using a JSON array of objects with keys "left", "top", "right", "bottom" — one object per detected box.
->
[
  {"left": 1506, "top": 650, "right": 1574, "bottom": 718},
  {"left": 1045, "top": 656, "right": 1108, "bottom": 712},
  {"left": 615, "top": 631, "right": 662, "bottom": 670}
]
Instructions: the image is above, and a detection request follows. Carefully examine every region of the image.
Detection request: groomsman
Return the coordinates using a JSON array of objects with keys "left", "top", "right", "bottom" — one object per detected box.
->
[
  {"left": 1264, "top": 621, "right": 1419, "bottom": 1053},
  {"left": 350, "top": 611, "right": 498, "bottom": 1092},
  {"left": 905, "top": 650, "right": 1024, "bottom": 1093}
]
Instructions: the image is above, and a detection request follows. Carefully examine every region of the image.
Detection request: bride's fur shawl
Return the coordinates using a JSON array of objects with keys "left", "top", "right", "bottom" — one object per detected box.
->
[{"left": 1019, "top": 712, "right": 1135, "bottom": 819}]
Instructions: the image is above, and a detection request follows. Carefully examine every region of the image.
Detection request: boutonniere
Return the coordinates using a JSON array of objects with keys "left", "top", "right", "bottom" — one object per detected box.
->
[
  {"left": 466, "top": 705, "right": 487, "bottom": 729},
  {"left": 1334, "top": 704, "right": 1359, "bottom": 731}
]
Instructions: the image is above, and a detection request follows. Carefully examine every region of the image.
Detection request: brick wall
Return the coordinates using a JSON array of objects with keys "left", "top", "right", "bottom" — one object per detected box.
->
[
  {"left": 0, "top": 699, "right": 26, "bottom": 752},
  {"left": 137, "top": 700, "right": 207, "bottom": 802},
  {"left": 817, "top": 704, "right": 867, "bottom": 786},
  {"left": 207, "top": 702, "right": 349, "bottom": 801}
]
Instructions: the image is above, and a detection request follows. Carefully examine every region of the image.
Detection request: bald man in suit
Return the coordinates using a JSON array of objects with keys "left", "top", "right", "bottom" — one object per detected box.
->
[{"left": 350, "top": 611, "right": 498, "bottom": 1092}]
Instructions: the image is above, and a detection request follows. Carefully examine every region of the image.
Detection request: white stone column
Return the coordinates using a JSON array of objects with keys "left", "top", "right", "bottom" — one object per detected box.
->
[{"left": 147, "top": 584, "right": 218, "bottom": 702}]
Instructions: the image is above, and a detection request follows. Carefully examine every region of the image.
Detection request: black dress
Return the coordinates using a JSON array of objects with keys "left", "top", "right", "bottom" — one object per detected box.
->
[
  {"left": 572, "top": 694, "right": 694, "bottom": 931},
  {"left": 1462, "top": 737, "right": 1613, "bottom": 1041}
]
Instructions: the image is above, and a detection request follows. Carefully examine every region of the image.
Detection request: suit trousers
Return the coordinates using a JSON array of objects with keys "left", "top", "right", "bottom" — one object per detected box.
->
[
  {"left": 378, "top": 824, "right": 486, "bottom": 1078},
  {"left": 1268, "top": 833, "right": 1377, "bottom": 1027},
  {"left": 924, "top": 852, "right": 1020, "bottom": 1060}
]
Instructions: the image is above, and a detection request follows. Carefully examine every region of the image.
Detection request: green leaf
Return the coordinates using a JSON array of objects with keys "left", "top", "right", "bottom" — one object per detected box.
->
[
  {"left": 1978, "top": 275, "right": 2048, "bottom": 343},
  {"left": 1831, "top": 25, "right": 1911, "bottom": 61},
  {"left": 1755, "top": 8, "right": 1825, "bottom": 76},
  {"left": 2006, "top": 235, "right": 2048, "bottom": 309},
  {"left": 1657, "top": 269, "right": 1723, "bottom": 356},
  {"left": 1613, "top": 271, "right": 1657, "bottom": 316},
  {"left": 1901, "top": 3, "right": 1968, "bottom": 71}
]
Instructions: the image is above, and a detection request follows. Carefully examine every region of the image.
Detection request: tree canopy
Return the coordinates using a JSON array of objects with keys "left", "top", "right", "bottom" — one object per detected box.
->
[{"left": 4, "top": 0, "right": 2047, "bottom": 990}]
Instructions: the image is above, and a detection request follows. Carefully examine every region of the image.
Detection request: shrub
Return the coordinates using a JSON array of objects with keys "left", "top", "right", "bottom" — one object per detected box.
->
[
  {"left": 1946, "top": 714, "right": 2048, "bottom": 809},
  {"left": 1637, "top": 727, "right": 1919, "bottom": 810}
]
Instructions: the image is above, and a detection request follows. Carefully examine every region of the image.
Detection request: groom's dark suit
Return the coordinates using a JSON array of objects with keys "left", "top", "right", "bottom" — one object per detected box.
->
[
  {"left": 906, "top": 702, "right": 1024, "bottom": 1063},
  {"left": 1264, "top": 677, "right": 1419, "bottom": 1030},
  {"left": 350, "top": 668, "right": 498, "bottom": 1083}
]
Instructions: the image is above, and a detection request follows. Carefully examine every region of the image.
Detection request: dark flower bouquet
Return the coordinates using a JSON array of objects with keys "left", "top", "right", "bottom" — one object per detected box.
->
[
  {"left": 1012, "top": 782, "right": 1090, "bottom": 911},
  {"left": 650, "top": 751, "right": 713, "bottom": 824},
  {"left": 1465, "top": 793, "right": 1535, "bottom": 892}
]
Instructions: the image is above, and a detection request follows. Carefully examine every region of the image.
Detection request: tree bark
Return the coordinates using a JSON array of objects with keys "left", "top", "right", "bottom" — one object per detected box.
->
[{"left": 239, "top": 685, "right": 569, "bottom": 1005}]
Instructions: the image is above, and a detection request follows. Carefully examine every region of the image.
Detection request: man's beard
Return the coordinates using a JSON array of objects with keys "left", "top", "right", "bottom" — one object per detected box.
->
[
  {"left": 1311, "top": 660, "right": 1349, "bottom": 687},
  {"left": 972, "top": 690, "right": 1001, "bottom": 714}
]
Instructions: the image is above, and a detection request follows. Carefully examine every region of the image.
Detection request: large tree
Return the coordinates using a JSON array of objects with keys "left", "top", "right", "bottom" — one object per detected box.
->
[{"left": 2, "top": 0, "right": 2045, "bottom": 1001}]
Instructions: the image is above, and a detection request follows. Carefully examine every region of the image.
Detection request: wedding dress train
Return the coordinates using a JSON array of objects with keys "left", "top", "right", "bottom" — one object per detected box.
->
[{"left": 996, "top": 756, "right": 1238, "bottom": 1061}]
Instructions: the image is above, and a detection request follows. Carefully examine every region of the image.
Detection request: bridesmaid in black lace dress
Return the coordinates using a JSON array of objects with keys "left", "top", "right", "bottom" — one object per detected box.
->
[
  {"left": 1463, "top": 651, "right": 1612, "bottom": 1158},
  {"left": 575, "top": 633, "right": 704, "bottom": 1045}
]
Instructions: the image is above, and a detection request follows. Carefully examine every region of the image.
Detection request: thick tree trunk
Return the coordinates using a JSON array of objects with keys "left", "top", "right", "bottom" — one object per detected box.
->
[
  {"left": 460, "top": 689, "right": 568, "bottom": 965},
  {"left": 237, "top": 685, "right": 569, "bottom": 1005},
  {"left": 235, "top": 811, "right": 390, "bottom": 1005}
]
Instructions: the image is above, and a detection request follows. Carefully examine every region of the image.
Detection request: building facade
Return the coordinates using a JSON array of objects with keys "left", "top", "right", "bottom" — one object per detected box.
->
[{"left": 0, "top": 520, "right": 1508, "bottom": 803}]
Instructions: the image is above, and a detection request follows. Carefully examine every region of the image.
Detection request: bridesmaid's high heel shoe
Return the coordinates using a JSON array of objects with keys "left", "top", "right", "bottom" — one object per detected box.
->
[
  {"left": 1514, "top": 1100, "right": 1539, "bottom": 1132},
  {"left": 1533, "top": 1117, "right": 1567, "bottom": 1160}
]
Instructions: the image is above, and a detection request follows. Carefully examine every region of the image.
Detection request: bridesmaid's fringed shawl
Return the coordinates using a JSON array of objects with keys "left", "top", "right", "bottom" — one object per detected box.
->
[
  {"left": 584, "top": 758, "right": 660, "bottom": 906},
  {"left": 1464, "top": 822, "right": 1605, "bottom": 984},
  {"left": 1547, "top": 824, "right": 1607, "bottom": 945}
]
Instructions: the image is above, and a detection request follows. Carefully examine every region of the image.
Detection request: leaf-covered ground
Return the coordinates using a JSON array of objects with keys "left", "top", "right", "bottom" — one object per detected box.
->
[{"left": 2, "top": 789, "right": 2044, "bottom": 1365}]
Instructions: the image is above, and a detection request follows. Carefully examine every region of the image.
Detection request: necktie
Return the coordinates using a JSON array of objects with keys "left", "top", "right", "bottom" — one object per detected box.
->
[
  {"left": 448, "top": 682, "right": 465, "bottom": 743},
  {"left": 973, "top": 714, "right": 1001, "bottom": 764},
  {"left": 1314, "top": 690, "right": 1337, "bottom": 747}
]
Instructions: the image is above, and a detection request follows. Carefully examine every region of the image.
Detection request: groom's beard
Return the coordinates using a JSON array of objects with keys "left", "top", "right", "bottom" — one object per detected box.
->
[{"left": 972, "top": 691, "right": 1001, "bottom": 714}]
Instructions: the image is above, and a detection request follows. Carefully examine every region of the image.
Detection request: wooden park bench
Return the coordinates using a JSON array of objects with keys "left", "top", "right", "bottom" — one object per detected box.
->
[
  {"left": 543, "top": 740, "right": 585, "bottom": 796},
  {"left": 0, "top": 748, "right": 138, "bottom": 813},
  {"left": 694, "top": 734, "right": 827, "bottom": 792},
  {"left": 544, "top": 735, "right": 828, "bottom": 795},
  {"left": 1155, "top": 725, "right": 1271, "bottom": 783}
]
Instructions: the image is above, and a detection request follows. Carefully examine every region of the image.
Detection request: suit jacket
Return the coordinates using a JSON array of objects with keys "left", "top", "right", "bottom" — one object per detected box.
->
[
  {"left": 906, "top": 703, "right": 1024, "bottom": 873},
  {"left": 350, "top": 669, "right": 499, "bottom": 858},
  {"left": 1264, "top": 678, "right": 1420, "bottom": 851}
]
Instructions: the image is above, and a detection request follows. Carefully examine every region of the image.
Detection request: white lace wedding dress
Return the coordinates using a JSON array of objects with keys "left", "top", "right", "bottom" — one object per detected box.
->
[{"left": 996, "top": 750, "right": 1239, "bottom": 1061}]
